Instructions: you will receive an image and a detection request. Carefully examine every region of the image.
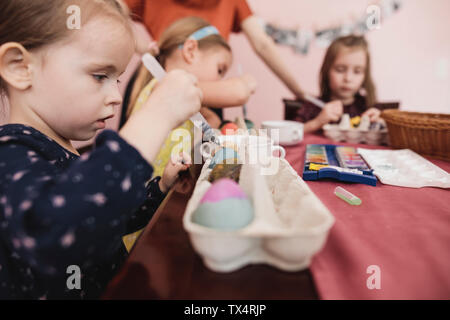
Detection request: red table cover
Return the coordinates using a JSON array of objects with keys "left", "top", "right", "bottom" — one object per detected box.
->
[{"left": 284, "top": 134, "right": 450, "bottom": 299}]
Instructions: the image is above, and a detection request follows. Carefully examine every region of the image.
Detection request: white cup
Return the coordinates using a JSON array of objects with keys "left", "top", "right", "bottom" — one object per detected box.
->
[
  {"left": 200, "top": 135, "right": 285, "bottom": 166},
  {"left": 246, "top": 135, "right": 285, "bottom": 166},
  {"left": 261, "top": 120, "right": 304, "bottom": 146}
]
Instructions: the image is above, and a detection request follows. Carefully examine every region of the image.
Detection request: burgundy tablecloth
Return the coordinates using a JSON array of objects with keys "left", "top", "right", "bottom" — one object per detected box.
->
[{"left": 284, "top": 134, "right": 450, "bottom": 300}]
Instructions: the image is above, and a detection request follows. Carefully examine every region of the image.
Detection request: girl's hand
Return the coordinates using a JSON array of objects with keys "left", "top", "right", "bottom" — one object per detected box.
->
[
  {"left": 159, "top": 152, "right": 192, "bottom": 193},
  {"left": 240, "top": 74, "right": 258, "bottom": 96},
  {"left": 362, "top": 108, "right": 381, "bottom": 122},
  {"left": 317, "top": 100, "right": 344, "bottom": 126},
  {"left": 144, "top": 69, "right": 203, "bottom": 128},
  {"left": 147, "top": 41, "right": 160, "bottom": 56}
]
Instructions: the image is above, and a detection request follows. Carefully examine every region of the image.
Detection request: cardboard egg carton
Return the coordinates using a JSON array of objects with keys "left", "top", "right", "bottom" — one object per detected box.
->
[
  {"left": 323, "top": 114, "right": 389, "bottom": 145},
  {"left": 183, "top": 158, "right": 335, "bottom": 273}
]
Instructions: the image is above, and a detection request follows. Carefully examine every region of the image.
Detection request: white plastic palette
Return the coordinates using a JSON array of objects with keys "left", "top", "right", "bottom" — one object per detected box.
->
[
  {"left": 183, "top": 158, "right": 335, "bottom": 273},
  {"left": 358, "top": 148, "right": 450, "bottom": 188}
]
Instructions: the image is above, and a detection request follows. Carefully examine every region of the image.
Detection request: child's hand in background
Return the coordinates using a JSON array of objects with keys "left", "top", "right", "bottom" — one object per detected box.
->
[
  {"left": 317, "top": 100, "right": 344, "bottom": 125},
  {"left": 159, "top": 152, "right": 192, "bottom": 193},
  {"left": 362, "top": 108, "right": 381, "bottom": 122},
  {"left": 240, "top": 74, "right": 258, "bottom": 96}
]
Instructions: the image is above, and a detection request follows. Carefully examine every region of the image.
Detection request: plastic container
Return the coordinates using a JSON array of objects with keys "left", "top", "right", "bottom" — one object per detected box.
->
[
  {"left": 183, "top": 158, "right": 335, "bottom": 273},
  {"left": 358, "top": 148, "right": 450, "bottom": 189}
]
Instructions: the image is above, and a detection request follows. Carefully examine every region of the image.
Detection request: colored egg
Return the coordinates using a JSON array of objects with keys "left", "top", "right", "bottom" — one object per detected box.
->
[
  {"left": 208, "top": 147, "right": 239, "bottom": 169},
  {"left": 208, "top": 164, "right": 242, "bottom": 183},
  {"left": 221, "top": 123, "right": 239, "bottom": 135},
  {"left": 350, "top": 116, "right": 361, "bottom": 128},
  {"left": 219, "top": 120, "right": 232, "bottom": 129},
  {"left": 221, "top": 141, "right": 239, "bottom": 153},
  {"left": 192, "top": 179, "right": 254, "bottom": 231}
]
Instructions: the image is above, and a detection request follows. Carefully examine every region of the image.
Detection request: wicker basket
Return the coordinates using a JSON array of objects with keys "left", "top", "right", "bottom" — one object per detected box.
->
[{"left": 381, "top": 110, "right": 450, "bottom": 161}]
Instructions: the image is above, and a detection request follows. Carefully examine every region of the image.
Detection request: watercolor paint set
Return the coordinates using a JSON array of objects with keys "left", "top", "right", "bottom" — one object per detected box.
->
[{"left": 303, "top": 144, "right": 377, "bottom": 186}]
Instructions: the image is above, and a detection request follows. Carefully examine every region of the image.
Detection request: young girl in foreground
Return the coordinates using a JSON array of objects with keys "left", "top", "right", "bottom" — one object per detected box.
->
[
  {"left": 296, "top": 35, "right": 381, "bottom": 133},
  {"left": 0, "top": 0, "right": 202, "bottom": 299}
]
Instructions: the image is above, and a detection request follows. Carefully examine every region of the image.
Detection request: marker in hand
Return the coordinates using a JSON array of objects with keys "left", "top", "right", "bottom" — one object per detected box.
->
[
  {"left": 237, "top": 64, "right": 248, "bottom": 118},
  {"left": 304, "top": 94, "right": 326, "bottom": 109},
  {"left": 142, "top": 53, "right": 220, "bottom": 144}
]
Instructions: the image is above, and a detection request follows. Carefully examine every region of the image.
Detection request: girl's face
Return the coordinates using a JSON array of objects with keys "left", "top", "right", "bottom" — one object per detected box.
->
[
  {"left": 187, "top": 46, "right": 232, "bottom": 81},
  {"left": 328, "top": 47, "right": 367, "bottom": 103},
  {"left": 29, "top": 17, "right": 134, "bottom": 142}
]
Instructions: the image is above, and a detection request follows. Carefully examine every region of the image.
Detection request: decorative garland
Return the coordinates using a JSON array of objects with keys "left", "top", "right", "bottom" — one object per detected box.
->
[{"left": 264, "top": 0, "right": 402, "bottom": 55}]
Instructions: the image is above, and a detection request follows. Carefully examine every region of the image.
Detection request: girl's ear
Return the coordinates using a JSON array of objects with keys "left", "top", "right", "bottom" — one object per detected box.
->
[
  {"left": 0, "top": 42, "right": 33, "bottom": 91},
  {"left": 181, "top": 38, "right": 199, "bottom": 65}
]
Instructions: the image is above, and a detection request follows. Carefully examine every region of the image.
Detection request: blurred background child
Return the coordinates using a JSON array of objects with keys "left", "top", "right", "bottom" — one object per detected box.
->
[
  {"left": 124, "top": 16, "right": 254, "bottom": 177},
  {"left": 295, "top": 35, "right": 381, "bottom": 133}
]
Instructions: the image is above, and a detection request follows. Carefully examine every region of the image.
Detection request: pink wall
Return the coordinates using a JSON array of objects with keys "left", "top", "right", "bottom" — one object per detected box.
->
[
  {"left": 1, "top": 0, "right": 449, "bottom": 132},
  {"left": 224, "top": 0, "right": 450, "bottom": 126}
]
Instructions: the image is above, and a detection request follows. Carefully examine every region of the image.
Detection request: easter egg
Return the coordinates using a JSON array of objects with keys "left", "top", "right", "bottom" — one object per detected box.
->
[
  {"left": 221, "top": 141, "right": 239, "bottom": 153},
  {"left": 208, "top": 147, "right": 239, "bottom": 169},
  {"left": 219, "top": 120, "right": 232, "bottom": 129},
  {"left": 192, "top": 179, "right": 254, "bottom": 231},
  {"left": 350, "top": 116, "right": 361, "bottom": 128},
  {"left": 221, "top": 122, "right": 239, "bottom": 135},
  {"left": 209, "top": 164, "right": 242, "bottom": 183}
]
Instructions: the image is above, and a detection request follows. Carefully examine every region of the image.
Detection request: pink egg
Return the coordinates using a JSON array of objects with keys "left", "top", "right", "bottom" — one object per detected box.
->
[{"left": 200, "top": 179, "right": 247, "bottom": 204}]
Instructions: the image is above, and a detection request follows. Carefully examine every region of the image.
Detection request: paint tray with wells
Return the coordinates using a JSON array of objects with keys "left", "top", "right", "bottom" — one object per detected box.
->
[{"left": 303, "top": 144, "right": 377, "bottom": 186}]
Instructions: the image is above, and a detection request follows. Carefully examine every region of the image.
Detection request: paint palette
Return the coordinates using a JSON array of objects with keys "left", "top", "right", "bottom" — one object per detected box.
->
[
  {"left": 335, "top": 146, "right": 370, "bottom": 170},
  {"left": 303, "top": 144, "right": 377, "bottom": 186},
  {"left": 305, "top": 145, "right": 329, "bottom": 164}
]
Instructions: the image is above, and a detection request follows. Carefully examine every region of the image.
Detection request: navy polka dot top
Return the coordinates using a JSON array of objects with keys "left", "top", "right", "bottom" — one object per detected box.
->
[{"left": 0, "top": 124, "right": 166, "bottom": 299}]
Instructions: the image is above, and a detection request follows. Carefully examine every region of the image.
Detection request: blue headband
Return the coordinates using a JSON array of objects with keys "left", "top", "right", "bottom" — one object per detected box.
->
[
  {"left": 179, "top": 26, "right": 220, "bottom": 48},
  {"left": 189, "top": 26, "right": 220, "bottom": 40}
]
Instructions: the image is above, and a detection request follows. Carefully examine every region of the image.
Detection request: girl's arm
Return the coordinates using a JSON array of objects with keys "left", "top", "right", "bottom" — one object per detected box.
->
[
  {"left": 198, "top": 75, "right": 257, "bottom": 108},
  {"left": 1, "top": 130, "right": 157, "bottom": 276},
  {"left": 298, "top": 100, "right": 344, "bottom": 134},
  {"left": 241, "top": 16, "right": 305, "bottom": 100},
  {"left": 126, "top": 176, "right": 166, "bottom": 232}
]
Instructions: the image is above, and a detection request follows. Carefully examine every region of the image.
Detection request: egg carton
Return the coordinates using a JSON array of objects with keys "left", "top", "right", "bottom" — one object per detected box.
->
[
  {"left": 323, "top": 124, "right": 389, "bottom": 145},
  {"left": 357, "top": 148, "right": 450, "bottom": 189},
  {"left": 183, "top": 158, "right": 335, "bottom": 273}
]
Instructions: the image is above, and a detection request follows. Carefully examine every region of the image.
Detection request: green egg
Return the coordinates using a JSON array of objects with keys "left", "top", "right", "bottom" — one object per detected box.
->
[{"left": 192, "top": 198, "right": 254, "bottom": 231}]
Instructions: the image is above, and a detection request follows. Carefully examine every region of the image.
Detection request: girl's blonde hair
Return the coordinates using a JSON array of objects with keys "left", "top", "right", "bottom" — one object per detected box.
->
[
  {"left": 319, "top": 35, "right": 377, "bottom": 108},
  {"left": 126, "top": 16, "right": 231, "bottom": 119},
  {"left": 0, "top": 0, "right": 130, "bottom": 96}
]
